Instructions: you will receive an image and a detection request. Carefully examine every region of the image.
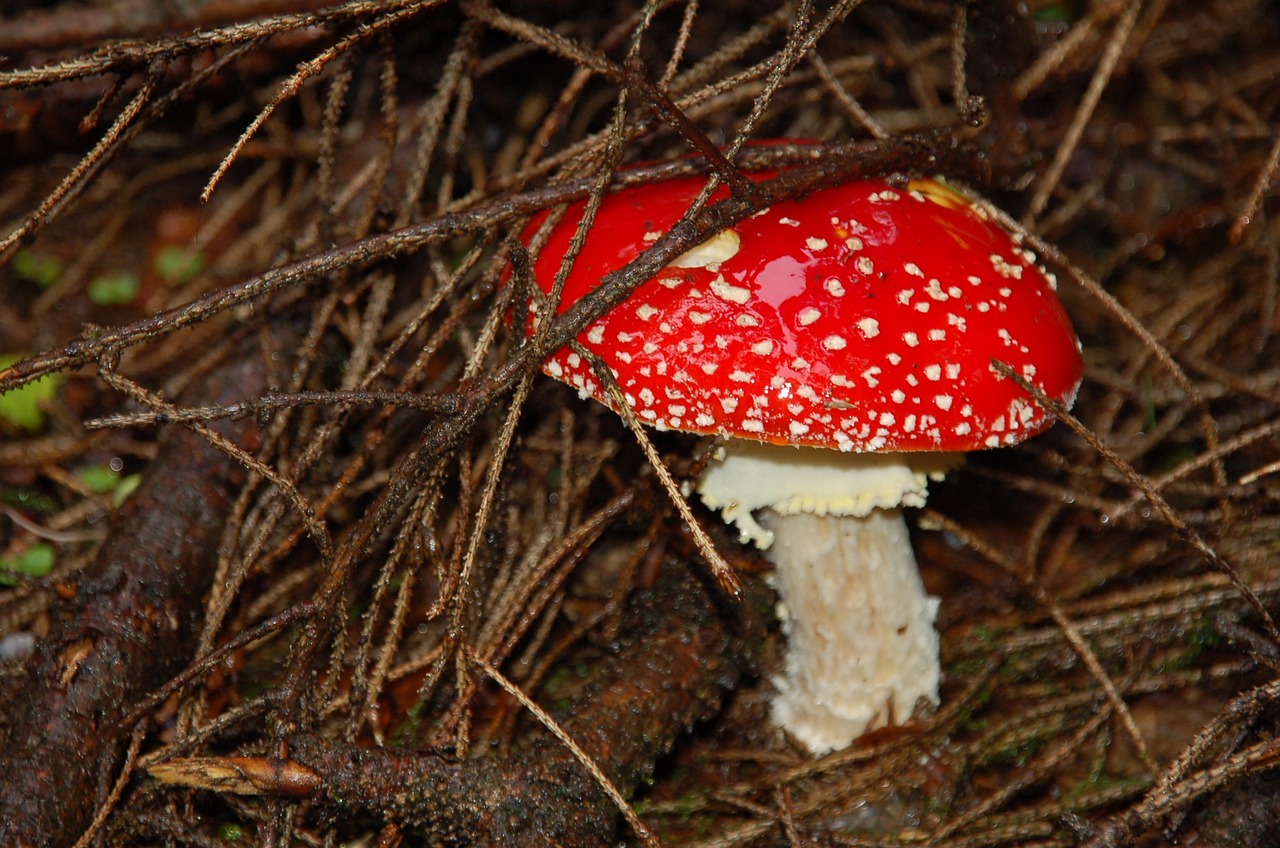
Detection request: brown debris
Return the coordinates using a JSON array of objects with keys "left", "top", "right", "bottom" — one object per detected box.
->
[
  {"left": 1, "top": 1, "right": 1280, "bottom": 846},
  {"left": 290, "top": 562, "right": 757, "bottom": 846}
]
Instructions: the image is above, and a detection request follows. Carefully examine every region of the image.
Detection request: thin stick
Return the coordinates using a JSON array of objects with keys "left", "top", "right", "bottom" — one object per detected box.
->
[
  {"left": 919, "top": 509, "right": 1156, "bottom": 772},
  {"left": 992, "top": 359, "right": 1279, "bottom": 645},
  {"left": 97, "top": 367, "right": 334, "bottom": 563},
  {"left": 1026, "top": 0, "right": 1143, "bottom": 222},
  {"left": 1230, "top": 128, "right": 1280, "bottom": 244},
  {"left": 809, "top": 51, "right": 887, "bottom": 139},
  {"left": 982, "top": 196, "right": 1229, "bottom": 499},
  {"left": 577, "top": 342, "right": 742, "bottom": 601},
  {"left": 70, "top": 724, "right": 146, "bottom": 848},
  {"left": 202, "top": 1, "right": 442, "bottom": 202},
  {"left": 0, "top": 66, "right": 157, "bottom": 260}
]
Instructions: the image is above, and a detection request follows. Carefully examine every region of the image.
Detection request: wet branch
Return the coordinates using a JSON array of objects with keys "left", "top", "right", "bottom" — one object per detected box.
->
[
  {"left": 0, "top": 353, "right": 267, "bottom": 847},
  {"left": 151, "top": 559, "right": 769, "bottom": 846}
]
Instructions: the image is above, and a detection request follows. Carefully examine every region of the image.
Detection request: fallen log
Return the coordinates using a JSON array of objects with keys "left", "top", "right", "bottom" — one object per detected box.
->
[{"left": 0, "top": 353, "right": 265, "bottom": 847}]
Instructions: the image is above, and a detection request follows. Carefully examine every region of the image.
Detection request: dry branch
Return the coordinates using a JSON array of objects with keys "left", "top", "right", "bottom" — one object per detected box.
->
[
  {"left": 0, "top": 351, "right": 268, "bottom": 847},
  {"left": 149, "top": 559, "right": 764, "bottom": 846}
]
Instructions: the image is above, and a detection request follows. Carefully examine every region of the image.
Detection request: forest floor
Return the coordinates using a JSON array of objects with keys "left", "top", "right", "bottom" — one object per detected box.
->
[{"left": 2, "top": 1, "right": 1280, "bottom": 846}]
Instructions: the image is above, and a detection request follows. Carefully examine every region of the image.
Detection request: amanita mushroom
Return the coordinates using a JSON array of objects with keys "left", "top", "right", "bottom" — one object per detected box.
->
[{"left": 523, "top": 167, "right": 1084, "bottom": 753}]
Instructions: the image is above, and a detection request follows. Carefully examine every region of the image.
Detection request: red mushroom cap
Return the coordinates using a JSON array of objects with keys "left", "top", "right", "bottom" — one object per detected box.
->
[{"left": 526, "top": 172, "right": 1084, "bottom": 453}]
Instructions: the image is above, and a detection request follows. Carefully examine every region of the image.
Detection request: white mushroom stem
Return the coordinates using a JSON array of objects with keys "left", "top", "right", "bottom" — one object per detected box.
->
[
  {"left": 697, "top": 441, "right": 957, "bottom": 754},
  {"left": 764, "top": 507, "right": 939, "bottom": 753}
]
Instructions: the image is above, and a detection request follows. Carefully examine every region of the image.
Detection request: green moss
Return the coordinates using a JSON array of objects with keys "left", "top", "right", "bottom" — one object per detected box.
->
[
  {"left": 946, "top": 655, "right": 991, "bottom": 677},
  {"left": 633, "top": 790, "right": 706, "bottom": 822},
  {"left": 87, "top": 271, "right": 140, "bottom": 305},
  {"left": 3, "top": 486, "right": 58, "bottom": 514},
  {"left": 77, "top": 464, "right": 120, "bottom": 493},
  {"left": 1, "top": 543, "right": 55, "bottom": 586},
  {"left": 12, "top": 250, "right": 63, "bottom": 287},
  {"left": 1033, "top": 2, "right": 1079, "bottom": 23},
  {"left": 976, "top": 717, "right": 1064, "bottom": 768},
  {"left": 154, "top": 246, "right": 205, "bottom": 284},
  {"left": 0, "top": 354, "right": 63, "bottom": 432},
  {"left": 76, "top": 464, "right": 142, "bottom": 506},
  {"left": 953, "top": 686, "right": 995, "bottom": 732},
  {"left": 1158, "top": 618, "right": 1221, "bottom": 672},
  {"left": 217, "top": 823, "right": 245, "bottom": 841},
  {"left": 1063, "top": 773, "right": 1150, "bottom": 806},
  {"left": 1187, "top": 619, "right": 1221, "bottom": 653}
]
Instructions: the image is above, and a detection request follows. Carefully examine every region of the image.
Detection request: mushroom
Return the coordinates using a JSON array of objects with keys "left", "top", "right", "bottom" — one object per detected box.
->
[{"left": 523, "top": 167, "right": 1084, "bottom": 753}]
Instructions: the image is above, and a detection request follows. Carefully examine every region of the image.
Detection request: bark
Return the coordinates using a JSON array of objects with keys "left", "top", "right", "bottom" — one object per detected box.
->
[
  {"left": 278, "top": 561, "right": 765, "bottom": 846},
  {"left": 0, "top": 354, "right": 265, "bottom": 848}
]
